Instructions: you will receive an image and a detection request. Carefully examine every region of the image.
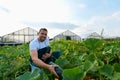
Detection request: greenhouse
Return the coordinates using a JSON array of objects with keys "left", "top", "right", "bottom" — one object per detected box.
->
[
  {"left": 0, "top": 36, "right": 2, "bottom": 42},
  {"left": 1, "top": 27, "right": 38, "bottom": 43},
  {"left": 87, "top": 32, "right": 103, "bottom": 39},
  {"left": 53, "top": 30, "right": 81, "bottom": 41}
]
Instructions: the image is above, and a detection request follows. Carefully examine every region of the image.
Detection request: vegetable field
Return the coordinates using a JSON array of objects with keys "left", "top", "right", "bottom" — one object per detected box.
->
[{"left": 0, "top": 38, "right": 120, "bottom": 80}]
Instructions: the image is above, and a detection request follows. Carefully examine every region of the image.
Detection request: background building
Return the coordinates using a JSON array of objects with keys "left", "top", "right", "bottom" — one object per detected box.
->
[
  {"left": 1, "top": 27, "right": 38, "bottom": 43},
  {"left": 53, "top": 30, "right": 81, "bottom": 41},
  {"left": 0, "top": 36, "right": 2, "bottom": 42},
  {"left": 87, "top": 32, "right": 103, "bottom": 39}
]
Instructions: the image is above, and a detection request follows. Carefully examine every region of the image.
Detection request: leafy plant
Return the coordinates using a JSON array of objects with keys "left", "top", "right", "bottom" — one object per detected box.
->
[{"left": 0, "top": 39, "right": 120, "bottom": 80}]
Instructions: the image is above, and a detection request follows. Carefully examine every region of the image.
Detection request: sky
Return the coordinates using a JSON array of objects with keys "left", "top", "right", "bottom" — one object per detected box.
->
[{"left": 0, "top": 0, "right": 120, "bottom": 38}]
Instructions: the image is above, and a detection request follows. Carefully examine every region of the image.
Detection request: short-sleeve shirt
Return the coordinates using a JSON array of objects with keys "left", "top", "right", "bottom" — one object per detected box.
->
[{"left": 29, "top": 37, "right": 50, "bottom": 52}]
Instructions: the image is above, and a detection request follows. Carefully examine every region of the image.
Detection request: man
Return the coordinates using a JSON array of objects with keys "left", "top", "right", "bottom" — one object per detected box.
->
[{"left": 29, "top": 28, "right": 60, "bottom": 78}]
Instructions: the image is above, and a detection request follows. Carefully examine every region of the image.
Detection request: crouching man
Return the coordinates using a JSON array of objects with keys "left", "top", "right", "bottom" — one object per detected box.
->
[{"left": 29, "top": 28, "right": 63, "bottom": 79}]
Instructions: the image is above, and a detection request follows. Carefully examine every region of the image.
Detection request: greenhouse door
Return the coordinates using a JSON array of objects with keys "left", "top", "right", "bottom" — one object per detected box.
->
[{"left": 66, "top": 36, "right": 71, "bottom": 40}]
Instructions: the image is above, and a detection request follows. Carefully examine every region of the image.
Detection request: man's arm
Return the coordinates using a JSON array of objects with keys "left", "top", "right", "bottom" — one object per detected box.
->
[
  {"left": 30, "top": 50, "right": 59, "bottom": 78},
  {"left": 30, "top": 50, "right": 49, "bottom": 68}
]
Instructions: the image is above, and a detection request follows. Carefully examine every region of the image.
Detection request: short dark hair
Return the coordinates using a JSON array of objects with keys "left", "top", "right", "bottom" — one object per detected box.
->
[{"left": 39, "top": 28, "right": 48, "bottom": 33}]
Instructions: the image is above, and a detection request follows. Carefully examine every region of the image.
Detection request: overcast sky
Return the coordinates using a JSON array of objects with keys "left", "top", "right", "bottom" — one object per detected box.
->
[{"left": 0, "top": 0, "right": 120, "bottom": 38}]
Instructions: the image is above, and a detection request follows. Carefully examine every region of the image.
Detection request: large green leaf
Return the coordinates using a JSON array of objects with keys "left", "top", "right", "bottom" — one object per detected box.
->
[
  {"left": 84, "top": 60, "right": 93, "bottom": 71},
  {"left": 114, "top": 63, "right": 120, "bottom": 72},
  {"left": 84, "top": 60, "right": 98, "bottom": 72},
  {"left": 99, "top": 64, "right": 114, "bottom": 79},
  {"left": 86, "top": 54, "right": 95, "bottom": 62},
  {"left": 84, "top": 38, "right": 104, "bottom": 52},
  {"left": 55, "top": 58, "right": 69, "bottom": 68},
  {"left": 63, "top": 67, "right": 85, "bottom": 80},
  {"left": 30, "top": 68, "right": 40, "bottom": 78},
  {"left": 98, "top": 59, "right": 104, "bottom": 67},
  {"left": 32, "top": 72, "right": 49, "bottom": 80},
  {"left": 16, "top": 68, "right": 44, "bottom": 80},
  {"left": 16, "top": 72, "right": 31, "bottom": 80},
  {"left": 112, "top": 72, "right": 120, "bottom": 80}
]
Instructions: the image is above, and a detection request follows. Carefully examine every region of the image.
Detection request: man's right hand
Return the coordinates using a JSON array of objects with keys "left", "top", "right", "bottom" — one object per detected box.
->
[{"left": 48, "top": 65, "right": 59, "bottom": 78}]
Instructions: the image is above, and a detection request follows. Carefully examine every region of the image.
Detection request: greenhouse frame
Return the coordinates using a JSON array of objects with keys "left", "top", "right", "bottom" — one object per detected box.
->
[
  {"left": 53, "top": 30, "right": 81, "bottom": 41},
  {"left": 87, "top": 32, "right": 103, "bottom": 39},
  {"left": 1, "top": 27, "right": 38, "bottom": 43}
]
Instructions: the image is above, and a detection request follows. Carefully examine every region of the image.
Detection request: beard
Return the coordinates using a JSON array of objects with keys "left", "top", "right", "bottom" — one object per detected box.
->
[{"left": 38, "top": 36, "right": 46, "bottom": 42}]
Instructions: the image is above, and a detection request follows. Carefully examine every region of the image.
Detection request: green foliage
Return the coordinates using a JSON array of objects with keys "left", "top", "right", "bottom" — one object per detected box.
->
[
  {"left": 84, "top": 38, "right": 104, "bottom": 52},
  {"left": 16, "top": 68, "right": 49, "bottom": 80},
  {"left": 99, "top": 64, "right": 114, "bottom": 79},
  {"left": 0, "top": 39, "right": 120, "bottom": 80},
  {"left": 63, "top": 67, "right": 85, "bottom": 80},
  {"left": 112, "top": 72, "right": 120, "bottom": 80},
  {"left": 114, "top": 63, "right": 120, "bottom": 72},
  {"left": 0, "top": 44, "right": 30, "bottom": 80}
]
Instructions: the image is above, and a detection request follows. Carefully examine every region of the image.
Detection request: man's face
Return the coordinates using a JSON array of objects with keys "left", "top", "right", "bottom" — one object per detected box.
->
[{"left": 38, "top": 30, "right": 47, "bottom": 42}]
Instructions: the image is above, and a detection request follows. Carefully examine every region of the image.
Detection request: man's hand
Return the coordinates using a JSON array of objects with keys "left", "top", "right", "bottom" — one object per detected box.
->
[
  {"left": 48, "top": 65, "right": 59, "bottom": 78},
  {"left": 42, "top": 53, "right": 51, "bottom": 61}
]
